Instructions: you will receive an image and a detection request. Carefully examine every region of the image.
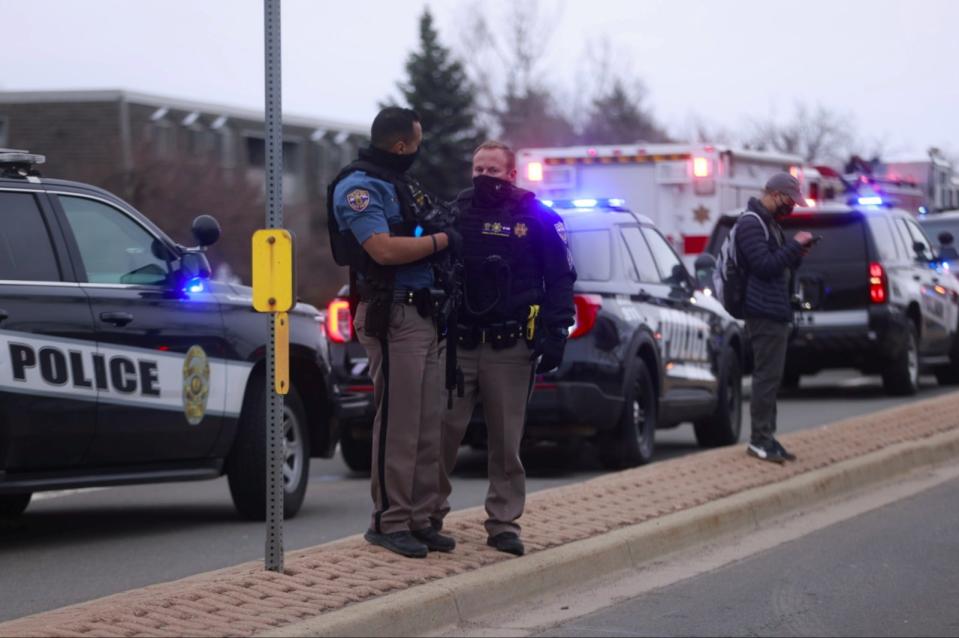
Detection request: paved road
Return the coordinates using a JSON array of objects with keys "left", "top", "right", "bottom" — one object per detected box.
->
[
  {"left": 0, "top": 371, "right": 951, "bottom": 622},
  {"left": 540, "top": 474, "right": 959, "bottom": 637}
]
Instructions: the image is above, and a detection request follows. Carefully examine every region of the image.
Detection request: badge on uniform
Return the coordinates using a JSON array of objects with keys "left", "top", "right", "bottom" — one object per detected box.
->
[
  {"left": 554, "top": 222, "right": 568, "bottom": 244},
  {"left": 514, "top": 222, "right": 528, "bottom": 238},
  {"left": 347, "top": 189, "right": 371, "bottom": 212}
]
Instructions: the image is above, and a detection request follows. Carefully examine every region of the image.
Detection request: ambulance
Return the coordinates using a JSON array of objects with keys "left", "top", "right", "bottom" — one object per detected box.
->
[{"left": 516, "top": 143, "right": 803, "bottom": 264}]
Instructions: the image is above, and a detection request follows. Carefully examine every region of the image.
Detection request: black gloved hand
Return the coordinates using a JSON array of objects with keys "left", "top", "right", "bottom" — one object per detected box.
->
[
  {"left": 442, "top": 228, "right": 463, "bottom": 256},
  {"left": 531, "top": 330, "right": 567, "bottom": 373}
]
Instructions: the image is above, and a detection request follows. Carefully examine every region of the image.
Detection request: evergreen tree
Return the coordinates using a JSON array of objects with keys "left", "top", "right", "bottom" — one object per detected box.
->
[
  {"left": 393, "top": 9, "right": 485, "bottom": 200},
  {"left": 581, "top": 80, "right": 671, "bottom": 144}
]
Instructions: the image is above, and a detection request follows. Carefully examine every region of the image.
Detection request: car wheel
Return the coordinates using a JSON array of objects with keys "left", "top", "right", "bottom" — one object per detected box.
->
[
  {"left": 693, "top": 348, "right": 743, "bottom": 448},
  {"left": 227, "top": 382, "right": 310, "bottom": 520},
  {"left": 882, "top": 322, "right": 920, "bottom": 396},
  {"left": 599, "top": 359, "right": 656, "bottom": 469},
  {"left": 339, "top": 425, "right": 372, "bottom": 474},
  {"left": 0, "top": 493, "right": 31, "bottom": 519}
]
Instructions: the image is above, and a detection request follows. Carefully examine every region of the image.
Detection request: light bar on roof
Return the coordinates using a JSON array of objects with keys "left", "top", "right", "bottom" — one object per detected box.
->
[
  {"left": 572, "top": 198, "right": 598, "bottom": 208},
  {"left": 858, "top": 196, "right": 883, "bottom": 206}
]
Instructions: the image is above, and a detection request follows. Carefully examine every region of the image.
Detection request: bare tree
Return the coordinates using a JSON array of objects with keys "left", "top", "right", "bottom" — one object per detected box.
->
[
  {"left": 455, "top": 0, "right": 575, "bottom": 146},
  {"left": 749, "top": 103, "right": 856, "bottom": 164}
]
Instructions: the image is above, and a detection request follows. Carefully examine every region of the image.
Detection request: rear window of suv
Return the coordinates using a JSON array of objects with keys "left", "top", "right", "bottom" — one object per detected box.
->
[
  {"left": 780, "top": 214, "right": 867, "bottom": 264},
  {"left": 567, "top": 229, "right": 611, "bottom": 281}
]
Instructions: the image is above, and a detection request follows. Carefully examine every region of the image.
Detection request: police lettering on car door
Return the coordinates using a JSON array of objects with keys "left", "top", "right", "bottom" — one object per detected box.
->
[{"left": 0, "top": 331, "right": 249, "bottom": 424}]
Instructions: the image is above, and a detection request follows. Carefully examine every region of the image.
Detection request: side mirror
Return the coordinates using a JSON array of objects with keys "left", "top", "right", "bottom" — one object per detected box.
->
[
  {"left": 192, "top": 215, "right": 221, "bottom": 248},
  {"left": 913, "top": 241, "right": 929, "bottom": 260},
  {"left": 693, "top": 253, "right": 717, "bottom": 290},
  {"left": 180, "top": 252, "right": 211, "bottom": 280}
]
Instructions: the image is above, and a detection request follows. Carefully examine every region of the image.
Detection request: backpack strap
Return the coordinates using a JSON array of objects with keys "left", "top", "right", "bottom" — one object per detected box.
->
[{"left": 737, "top": 210, "right": 769, "bottom": 241}]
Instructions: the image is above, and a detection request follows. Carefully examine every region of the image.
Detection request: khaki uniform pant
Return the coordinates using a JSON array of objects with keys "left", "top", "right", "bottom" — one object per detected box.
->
[
  {"left": 430, "top": 341, "right": 535, "bottom": 538},
  {"left": 355, "top": 302, "right": 442, "bottom": 535}
]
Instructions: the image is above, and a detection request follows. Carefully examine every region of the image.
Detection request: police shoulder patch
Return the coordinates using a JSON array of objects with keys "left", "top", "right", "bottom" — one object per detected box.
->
[
  {"left": 346, "top": 189, "right": 371, "bottom": 212},
  {"left": 554, "top": 221, "right": 568, "bottom": 244}
]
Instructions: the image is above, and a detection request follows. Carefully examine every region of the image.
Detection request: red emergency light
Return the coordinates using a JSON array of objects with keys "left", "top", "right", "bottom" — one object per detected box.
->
[
  {"left": 692, "top": 157, "right": 711, "bottom": 178},
  {"left": 527, "top": 161, "right": 544, "bottom": 182}
]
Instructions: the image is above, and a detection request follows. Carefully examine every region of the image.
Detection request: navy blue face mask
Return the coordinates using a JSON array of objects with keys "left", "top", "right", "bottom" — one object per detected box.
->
[
  {"left": 360, "top": 145, "right": 420, "bottom": 174},
  {"left": 472, "top": 174, "right": 511, "bottom": 207}
]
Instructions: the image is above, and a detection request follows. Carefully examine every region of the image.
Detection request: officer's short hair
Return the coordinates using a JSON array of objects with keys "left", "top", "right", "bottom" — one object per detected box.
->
[
  {"left": 474, "top": 140, "right": 516, "bottom": 171},
  {"left": 371, "top": 107, "right": 421, "bottom": 149}
]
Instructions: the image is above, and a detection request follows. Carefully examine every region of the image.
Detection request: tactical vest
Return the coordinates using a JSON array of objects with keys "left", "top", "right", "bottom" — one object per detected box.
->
[
  {"left": 326, "top": 160, "right": 419, "bottom": 291},
  {"left": 457, "top": 188, "right": 545, "bottom": 324}
]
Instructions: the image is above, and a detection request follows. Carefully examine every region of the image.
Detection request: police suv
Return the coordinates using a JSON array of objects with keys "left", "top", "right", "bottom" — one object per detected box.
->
[
  {"left": 703, "top": 199, "right": 959, "bottom": 394},
  {"left": 0, "top": 150, "right": 343, "bottom": 519},
  {"left": 329, "top": 198, "right": 746, "bottom": 470}
]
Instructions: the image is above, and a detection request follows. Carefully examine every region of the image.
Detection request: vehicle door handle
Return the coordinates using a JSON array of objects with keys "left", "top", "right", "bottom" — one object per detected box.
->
[
  {"left": 913, "top": 275, "right": 921, "bottom": 281},
  {"left": 99, "top": 312, "right": 134, "bottom": 327},
  {"left": 0, "top": 309, "right": 7, "bottom": 323}
]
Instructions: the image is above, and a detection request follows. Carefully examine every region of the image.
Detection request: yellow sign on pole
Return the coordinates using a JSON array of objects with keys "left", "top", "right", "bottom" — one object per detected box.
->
[
  {"left": 274, "top": 312, "right": 289, "bottom": 395},
  {"left": 252, "top": 229, "right": 295, "bottom": 313}
]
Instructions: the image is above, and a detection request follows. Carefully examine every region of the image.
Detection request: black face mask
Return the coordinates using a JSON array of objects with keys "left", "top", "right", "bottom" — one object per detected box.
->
[
  {"left": 360, "top": 145, "right": 420, "bottom": 174},
  {"left": 472, "top": 174, "right": 511, "bottom": 207}
]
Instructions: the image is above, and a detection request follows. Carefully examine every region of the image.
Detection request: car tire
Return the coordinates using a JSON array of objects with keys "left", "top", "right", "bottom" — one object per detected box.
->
[
  {"left": 599, "top": 359, "right": 657, "bottom": 469},
  {"left": 882, "top": 322, "right": 920, "bottom": 396},
  {"left": 339, "top": 425, "right": 372, "bottom": 474},
  {"left": 0, "top": 493, "right": 31, "bottom": 519},
  {"left": 693, "top": 348, "right": 743, "bottom": 448},
  {"left": 227, "top": 383, "right": 310, "bottom": 520}
]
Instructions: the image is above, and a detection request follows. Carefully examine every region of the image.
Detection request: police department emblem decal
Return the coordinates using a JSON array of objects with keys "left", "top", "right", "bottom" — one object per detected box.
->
[
  {"left": 554, "top": 222, "right": 568, "bottom": 244},
  {"left": 182, "top": 345, "right": 210, "bottom": 426},
  {"left": 514, "top": 223, "right": 528, "bottom": 238},
  {"left": 346, "top": 189, "right": 370, "bottom": 212}
]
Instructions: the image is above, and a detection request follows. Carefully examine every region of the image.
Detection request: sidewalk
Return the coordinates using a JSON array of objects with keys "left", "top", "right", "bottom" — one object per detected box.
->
[{"left": 2, "top": 391, "right": 958, "bottom": 638}]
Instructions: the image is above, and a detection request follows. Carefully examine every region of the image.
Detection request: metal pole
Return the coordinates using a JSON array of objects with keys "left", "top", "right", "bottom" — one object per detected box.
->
[{"left": 264, "top": 0, "right": 284, "bottom": 573}]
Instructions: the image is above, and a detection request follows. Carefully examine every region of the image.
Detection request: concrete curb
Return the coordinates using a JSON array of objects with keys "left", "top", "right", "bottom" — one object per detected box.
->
[{"left": 262, "top": 427, "right": 959, "bottom": 637}]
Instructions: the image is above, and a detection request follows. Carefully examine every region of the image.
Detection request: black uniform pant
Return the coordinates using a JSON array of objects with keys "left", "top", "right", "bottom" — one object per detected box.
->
[{"left": 745, "top": 318, "right": 790, "bottom": 445}]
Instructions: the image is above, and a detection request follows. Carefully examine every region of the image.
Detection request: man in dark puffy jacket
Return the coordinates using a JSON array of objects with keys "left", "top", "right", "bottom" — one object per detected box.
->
[{"left": 736, "top": 173, "right": 816, "bottom": 463}]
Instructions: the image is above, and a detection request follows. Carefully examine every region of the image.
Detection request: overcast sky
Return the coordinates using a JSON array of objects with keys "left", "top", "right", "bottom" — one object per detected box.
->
[{"left": 1, "top": 0, "right": 957, "bottom": 158}]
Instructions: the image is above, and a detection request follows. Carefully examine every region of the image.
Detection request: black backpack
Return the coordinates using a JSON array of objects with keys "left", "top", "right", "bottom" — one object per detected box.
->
[{"left": 712, "top": 211, "right": 768, "bottom": 319}]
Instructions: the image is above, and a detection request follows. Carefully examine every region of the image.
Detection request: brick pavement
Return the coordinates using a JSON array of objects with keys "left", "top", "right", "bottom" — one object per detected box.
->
[{"left": 2, "top": 392, "right": 958, "bottom": 637}]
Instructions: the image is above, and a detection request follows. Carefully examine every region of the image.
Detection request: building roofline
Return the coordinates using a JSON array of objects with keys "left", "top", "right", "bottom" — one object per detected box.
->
[{"left": 0, "top": 89, "right": 368, "bottom": 137}]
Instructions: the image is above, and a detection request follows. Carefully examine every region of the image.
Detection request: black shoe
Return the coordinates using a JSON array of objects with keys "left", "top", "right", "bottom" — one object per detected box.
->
[
  {"left": 772, "top": 438, "right": 797, "bottom": 461},
  {"left": 364, "top": 530, "right": 428, "bottom": 558},
  {"left": 487, "top": 532, "right": 525, "bottom": 556},
  {"left": 412, "top": 527, "right": 456, "bottom": 553},
  {"left": 747, "top": 440, "right": 786, "bottom": 464}
]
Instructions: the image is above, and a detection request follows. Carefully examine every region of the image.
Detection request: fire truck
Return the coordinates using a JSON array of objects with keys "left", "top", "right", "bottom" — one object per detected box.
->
[{"left": 516, "top": 143, "right": 802, "bottom": 263}]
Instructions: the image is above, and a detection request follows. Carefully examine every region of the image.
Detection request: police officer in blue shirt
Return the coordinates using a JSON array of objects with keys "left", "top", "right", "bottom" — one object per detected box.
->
[{"left": 327, "top": 107, "right": 459, "bottom": 558}]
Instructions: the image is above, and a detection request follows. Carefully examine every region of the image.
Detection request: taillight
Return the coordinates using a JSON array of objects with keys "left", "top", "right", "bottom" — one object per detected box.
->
[
  {"left": 326, "top": 298, "right": 353, "bottom": 343},
  {"left": 869, "top": 262, "right": 888, "bottom": 304},
  {"left": 570, "top": 294, "right": 602, "bottom": 339}
]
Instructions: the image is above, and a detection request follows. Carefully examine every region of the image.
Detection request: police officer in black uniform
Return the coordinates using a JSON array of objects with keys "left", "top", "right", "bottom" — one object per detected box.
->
[
  {"left": 328, "top": 107, "right": 459, "bottom": 558},
  {"left": 429, "top": 141, "right": 576, "bottom": 556}
]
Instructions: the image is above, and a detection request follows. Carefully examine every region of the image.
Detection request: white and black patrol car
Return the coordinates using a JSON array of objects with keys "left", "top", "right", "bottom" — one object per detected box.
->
[
  {"left": 0, "top": 150, "right": 347, "bottom": 520},
  {"left": 328, "top": 198, "right": 746, "bottom": 471}
]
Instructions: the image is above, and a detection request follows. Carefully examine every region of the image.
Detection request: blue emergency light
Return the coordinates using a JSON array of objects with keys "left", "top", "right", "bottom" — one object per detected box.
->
[
  {"left": 857, "top": 196, "right": 884, "bottom": 206},
  {"left": 545, "top": 198, "right": 630, "bottom": 211},
  {"left": 185, "top": 277, "right": 205, "bottom": 293}
]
